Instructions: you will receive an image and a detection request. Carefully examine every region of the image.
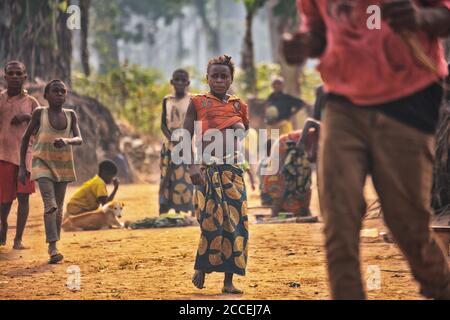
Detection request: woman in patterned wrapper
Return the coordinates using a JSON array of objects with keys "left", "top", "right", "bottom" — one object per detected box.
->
[
  {"left": 159, "top": 69, "right": 194, "bottom": 215},
  {"left": 183, "top": 55, "right": 250, "bottom": 294}
]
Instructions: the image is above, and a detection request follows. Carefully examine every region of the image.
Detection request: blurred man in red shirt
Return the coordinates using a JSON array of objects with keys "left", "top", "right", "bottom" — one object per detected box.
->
[{"left": 284, "top": 0, "right": 450, "bottom": 299}]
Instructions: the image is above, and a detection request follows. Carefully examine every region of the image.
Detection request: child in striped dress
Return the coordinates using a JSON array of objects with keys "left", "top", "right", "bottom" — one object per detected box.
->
[{"left": 19, "top": 80, "right": 83, "bottom": 264}]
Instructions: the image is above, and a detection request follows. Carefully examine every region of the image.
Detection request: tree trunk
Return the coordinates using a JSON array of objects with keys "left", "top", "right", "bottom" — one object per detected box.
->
[
  {"left": 267, "top": 0, "right": 301, "bottom": 97},
  {"left": 267, "top": 0, "right": 304, "bottom": 128},
  {"left": 431, "top": 103, "right": 450, "bottom": 215},
  {"left": 80, "top": 0, "right": 91, "bottom": 76},
  {"left": 0, "top": 0, "right": 73, "bottom": 85},
  {"left": 444, "top": 38, "right": 450, "bottom": 61},
  {"left": 194, "top": 0, "right": 220, "bottom": 56},
  {"left": 241, "top": 9, "right": 257, "bottom": 95},
  {"left": 91, "top": 0, "right": 120, "bottom": 74},
  {"left": 176, "top": 17, "right": 184, "bottom": 65}
]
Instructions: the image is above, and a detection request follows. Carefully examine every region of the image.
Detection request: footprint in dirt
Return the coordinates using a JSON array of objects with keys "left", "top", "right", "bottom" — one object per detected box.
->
[{"left": 3, "top": 263, "right": 54, "bottom": 278}]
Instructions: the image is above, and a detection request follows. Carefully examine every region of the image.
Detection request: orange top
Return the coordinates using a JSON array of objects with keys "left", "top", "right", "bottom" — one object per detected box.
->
[{"left": 191, "top": 93, "right": 249, "bottom": 135}]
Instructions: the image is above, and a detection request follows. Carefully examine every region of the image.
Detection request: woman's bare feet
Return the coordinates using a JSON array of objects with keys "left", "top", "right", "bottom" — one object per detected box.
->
[
  {"left": 192, "top": 270, "right": 205, "bottom": 289},
  {"left": 13, "top": 240, "right": 29, "bottom": 250},
  {"left": 222, "top": 284, "right": 243, "bottom": 294},
  {"left": 223, "top": 273, "right": 243, "bottom": 294}
]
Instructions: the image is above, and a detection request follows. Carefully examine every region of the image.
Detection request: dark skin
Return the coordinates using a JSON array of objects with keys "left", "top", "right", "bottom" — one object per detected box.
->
[
  {"left": 270, "top": 119, "right": 320, "bottom": 218},
  {"left": 272, "top": 80, "right": 283, "bottom": 94},
  {"left": 184, "top": 64, "right": 245, "bottom": 294},
  {"left": 246, "top": 167, "right": 256, "bottom": 191},
  {"left": 97, "top": 172, "right": 120, "bottom": 206},
  {"left": 382, "top": 0, "right": 450, "bottom": 37},
  {"left": 0, "top": 63, "right": 34, "bottom": 249},
  {"left": 266, "top": 80, "right": 311, "bottom": 125},
  {"left": 19, "top": 81, "right": 82, "bottom": 258},
  {"left": 282, "top": 0, "right": 450, "bottom": 65},
  {"left": 184, "top": 64, "right": 247, "bottom": 186},
  {"left": 5, "top": 64, "right": 32, "bottom": 125},
  {"left": 19, "top": 82, "right": 83, "bottom": 185},
  {"left": 161, "top": 71, "right": 191, "bottom": 141},
  {"left": 446, "top": 69, "right": 450, "bottom": 100},
  {"left": 161, "top": 71, "right": 191, "bottom": 215}
]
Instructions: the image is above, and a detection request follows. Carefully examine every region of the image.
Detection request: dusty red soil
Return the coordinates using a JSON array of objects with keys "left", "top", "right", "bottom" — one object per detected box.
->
[{"left": 0, "top": 176, "right": 446, "bottom": 300}]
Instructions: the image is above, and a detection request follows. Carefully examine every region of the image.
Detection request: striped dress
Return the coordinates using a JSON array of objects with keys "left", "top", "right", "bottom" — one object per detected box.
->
[{"left": 31, "top": 108, "right": 76, "bottom": 182}]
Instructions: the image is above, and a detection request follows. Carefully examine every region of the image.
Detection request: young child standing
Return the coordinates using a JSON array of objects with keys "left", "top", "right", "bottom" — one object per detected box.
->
[
  {"left": 0, "top": 61, "right": 39, "bottom": 249},
  {"left": 19, "top": 80, "right": 82, "bottom": 264},
  {"left": 159, "top": 69, "right": 194, "bottom": 215},
  {"left": 65, "top": 160, "right": 119, "bottom": 217},
  {"left": 184, "top": 55, "right": 249, "bottom": 294}
]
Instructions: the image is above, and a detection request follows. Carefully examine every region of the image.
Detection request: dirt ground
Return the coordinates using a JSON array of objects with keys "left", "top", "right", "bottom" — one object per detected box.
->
[{"left": 0, "top": 175, "right": 447, "bottom": 300}]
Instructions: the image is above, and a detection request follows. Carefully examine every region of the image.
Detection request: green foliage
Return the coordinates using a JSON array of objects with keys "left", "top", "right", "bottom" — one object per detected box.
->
[
  {"left": 73, "top": 64, "right": 172, "bottom": 136},
  {"left": 300, "top": 65, "right": 323, "bottom": 104},
  {"left": 241, "top": 0, "right": 267, "bottom": 12},
  {"left": 234, "top": 63, "right": 279, "bottom": 98},
  {"left": 272, "top": 0, "right": 298, "bottom": 21},
  {"left": 72, "top": 62, "right": 321, "bottom": 136},
  {"left": 234, "top": 62, "right": 322, "bottom": 102}
]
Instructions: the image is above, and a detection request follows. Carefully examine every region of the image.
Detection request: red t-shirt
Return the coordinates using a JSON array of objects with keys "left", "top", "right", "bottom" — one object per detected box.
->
[{"left": 298, "top": 0, "right": 450, "bottom": 105}]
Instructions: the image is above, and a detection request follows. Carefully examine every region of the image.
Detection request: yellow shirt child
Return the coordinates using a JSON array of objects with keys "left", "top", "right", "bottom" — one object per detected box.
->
[{"left": 66, "top": 160, "right": 119, "bottom": 216}]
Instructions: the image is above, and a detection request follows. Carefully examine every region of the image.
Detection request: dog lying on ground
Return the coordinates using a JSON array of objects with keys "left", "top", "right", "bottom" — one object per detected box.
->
[{"left": 62, "top": 201, "right": 126, "bottom": 231}]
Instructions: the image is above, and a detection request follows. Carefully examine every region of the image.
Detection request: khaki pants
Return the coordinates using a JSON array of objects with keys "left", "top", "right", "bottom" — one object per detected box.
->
[{"left": 319, "top": 98, "right": 450, "bottom": 300}]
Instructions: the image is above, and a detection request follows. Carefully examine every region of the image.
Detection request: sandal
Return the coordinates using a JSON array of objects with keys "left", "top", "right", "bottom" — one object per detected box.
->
[{"left": 48, "top": 253, "right": 64, "bottom": 264}]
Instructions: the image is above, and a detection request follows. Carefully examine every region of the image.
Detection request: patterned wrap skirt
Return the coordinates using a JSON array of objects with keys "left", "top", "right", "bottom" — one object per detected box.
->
[
  {"left": 193, "top": 163, "right": 249, "bottom": 276},
  {"left": 159, "top": 141, "right": 194, "bottom": 214}
]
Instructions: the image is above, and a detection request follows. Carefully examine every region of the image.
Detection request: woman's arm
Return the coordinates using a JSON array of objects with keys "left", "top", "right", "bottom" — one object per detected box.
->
[{"left": 183, "top": 101, "right": 204, "bottom": 185}]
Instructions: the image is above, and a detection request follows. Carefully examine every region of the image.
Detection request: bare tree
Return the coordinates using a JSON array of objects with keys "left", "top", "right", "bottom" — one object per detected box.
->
[
  {"left": 0, "top": 0, "right": 73, "bottom": 84},
  {"left": 80, "top": 0, "right": 91, "bottom": 76},
  {"left": 241, "top": 0, "right": 267, "bottom": 95},
  {"left": 267, "top": 0, "right": 302, "bottom": 97}
]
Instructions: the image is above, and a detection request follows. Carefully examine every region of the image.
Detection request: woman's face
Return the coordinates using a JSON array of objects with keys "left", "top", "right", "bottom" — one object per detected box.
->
[{"left": 207, "top": 64, "right": 232, "bottom": 96}]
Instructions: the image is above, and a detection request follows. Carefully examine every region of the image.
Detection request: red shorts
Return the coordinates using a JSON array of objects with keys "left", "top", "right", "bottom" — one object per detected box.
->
[{"left": 0, "top": 161, "right": 35, "bottom": 204}]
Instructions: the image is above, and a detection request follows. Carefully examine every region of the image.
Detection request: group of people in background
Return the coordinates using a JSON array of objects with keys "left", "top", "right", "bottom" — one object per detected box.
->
[
  {"left": 1, "top": 0, "right": 450, "bottom": 300},
  {"left": 0, "top": 61, "right": 122, "bottom": 264},
  {"left": 157, "top": 0, "right": 450, "bottom": 299}
]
